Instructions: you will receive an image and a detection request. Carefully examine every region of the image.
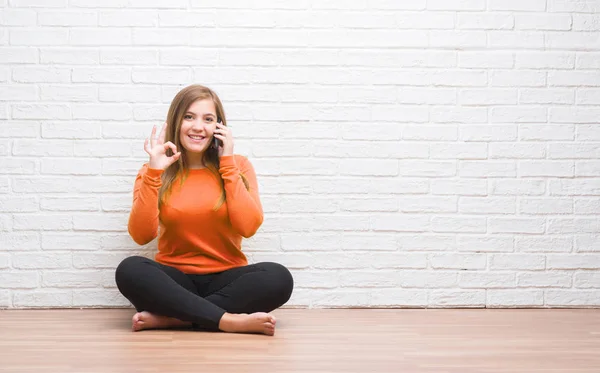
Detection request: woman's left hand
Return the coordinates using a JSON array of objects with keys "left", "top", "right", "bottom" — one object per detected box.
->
[{"left": 214, "top": 121, "right": 234, "bottom": 157}]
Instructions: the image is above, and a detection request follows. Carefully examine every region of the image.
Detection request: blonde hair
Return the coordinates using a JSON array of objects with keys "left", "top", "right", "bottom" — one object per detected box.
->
[{"left": 158, "top": 84, "right": 248, "bottom": 210}]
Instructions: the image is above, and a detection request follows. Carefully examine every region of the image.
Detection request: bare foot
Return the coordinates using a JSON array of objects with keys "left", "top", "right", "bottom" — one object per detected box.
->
[
  {"left": 218, "top": 312, "right": 276, "bottom": 336},
  {"left": 131, "top": 311, "right": 191, "bottom": 332}
]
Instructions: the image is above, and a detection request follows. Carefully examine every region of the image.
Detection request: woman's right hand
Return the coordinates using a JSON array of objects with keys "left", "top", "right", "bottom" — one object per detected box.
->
[{"left": 144, "top": 122, "right": 181, "bottom": 170}]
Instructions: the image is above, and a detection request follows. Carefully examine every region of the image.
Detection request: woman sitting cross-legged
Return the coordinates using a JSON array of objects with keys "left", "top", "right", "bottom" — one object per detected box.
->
[{"left": 115, "top": 84, "right": 293, "bottom": 336}]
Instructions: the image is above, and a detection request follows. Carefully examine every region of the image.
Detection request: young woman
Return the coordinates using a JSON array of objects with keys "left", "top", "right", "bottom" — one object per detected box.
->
[{"left": 115, "top": 84, "right": 293, "bottom": 336}]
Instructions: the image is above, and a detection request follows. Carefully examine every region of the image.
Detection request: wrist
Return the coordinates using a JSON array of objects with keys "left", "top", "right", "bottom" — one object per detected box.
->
[{"left": 148, "top": 160, "right": 164, "bottom": 170}]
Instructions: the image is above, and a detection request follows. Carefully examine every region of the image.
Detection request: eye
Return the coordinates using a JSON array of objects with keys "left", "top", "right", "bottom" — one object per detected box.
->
[
  {"left": 206, "top": 117, "right": 214, "bottom": 122},
  {"left": 183, "top": 114, "right": 193, "bottom": 120}
]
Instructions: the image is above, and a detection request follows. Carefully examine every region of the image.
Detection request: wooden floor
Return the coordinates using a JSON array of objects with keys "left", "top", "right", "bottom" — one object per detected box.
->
[{"left": 0, "top": 309, "right": 599, "bottom": 373}]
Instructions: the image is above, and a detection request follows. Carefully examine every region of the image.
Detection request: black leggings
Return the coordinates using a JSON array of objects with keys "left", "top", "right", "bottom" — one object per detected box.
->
[{"left": 114, "top": 256, "right": 294, "bottom": 331}]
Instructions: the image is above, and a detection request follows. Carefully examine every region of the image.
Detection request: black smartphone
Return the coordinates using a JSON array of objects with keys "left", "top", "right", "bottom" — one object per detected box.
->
[
  {"left": 213, "top": 120, "right": 223, "bottom": 148},
  {"left": 213, "top": 136, "right": 222, "bottom": 148}
]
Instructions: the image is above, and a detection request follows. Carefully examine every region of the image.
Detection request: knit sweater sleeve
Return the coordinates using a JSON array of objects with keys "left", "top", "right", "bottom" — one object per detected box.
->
[
  {"left": 127, "top": 164, "right": 163, "bottom": 245},
  {"left": 219, "top": 155, "right": 264, "bottom": 238}
]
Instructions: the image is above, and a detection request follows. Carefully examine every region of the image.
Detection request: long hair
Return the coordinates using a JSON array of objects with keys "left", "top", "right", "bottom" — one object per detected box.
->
[{"left": 158, "top": 84, "right": 229, "bottom": 210}]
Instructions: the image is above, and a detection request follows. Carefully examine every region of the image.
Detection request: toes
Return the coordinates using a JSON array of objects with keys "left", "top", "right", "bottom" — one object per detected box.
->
[{"left": 134, "top": 320, "right": 146, "bottom": 332}]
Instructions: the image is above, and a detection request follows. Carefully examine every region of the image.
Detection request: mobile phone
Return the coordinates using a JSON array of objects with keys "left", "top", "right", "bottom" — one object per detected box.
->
[
  {"left": 213, "top": 120, "right": 223, "bottom": 148},
  {"left": 213, "top": 136, "right": 222, "bottom": 148}
]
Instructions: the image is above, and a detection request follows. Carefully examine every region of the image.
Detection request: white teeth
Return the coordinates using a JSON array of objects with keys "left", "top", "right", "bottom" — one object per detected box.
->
[{"left": 189, "top": 135, "right": 204, "bottom": 139}]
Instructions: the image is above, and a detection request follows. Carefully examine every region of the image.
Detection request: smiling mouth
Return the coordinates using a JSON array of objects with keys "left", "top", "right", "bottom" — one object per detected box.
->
[{"left": 188, "top": 135, "right": 205, "bottom": 141}]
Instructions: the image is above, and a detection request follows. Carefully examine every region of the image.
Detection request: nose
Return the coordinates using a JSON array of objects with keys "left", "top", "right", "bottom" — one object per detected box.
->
[{"left": 191, "top": 118, "right": 206, "bottom": 131}]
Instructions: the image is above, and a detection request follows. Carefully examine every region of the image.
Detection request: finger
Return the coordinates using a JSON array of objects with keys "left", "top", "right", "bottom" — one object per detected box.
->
[
  {"left": 169, "top": 152, "right": 181, "bottom": 165},
  {"left": 157, "top": 122, "right": 167, "bottom": 145},
  {"left": 214, "top": 134, "right": 225, "bottom": 145},
  {"left": 143, "top": 138, "right": 151, "bottom": 155},
  {"left": 149, "top": 125, "right": 157, "bottom": 149},
  {"left": 165, "top": 151, "right": 181, "bottom": 168},
  {"left": 215, "top": 129, "right": 230, "bottom": 136},
  {"left": 217, "top": 127, "right": 231, "bottom": 138},
  {"left": 163, "top": 141, "right": 178, "bottom": 154}
]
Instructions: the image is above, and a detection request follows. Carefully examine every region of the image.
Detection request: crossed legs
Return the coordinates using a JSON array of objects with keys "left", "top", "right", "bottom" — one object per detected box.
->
[{"left": 115, "top": 256, "right": 294, "bottom": 336}]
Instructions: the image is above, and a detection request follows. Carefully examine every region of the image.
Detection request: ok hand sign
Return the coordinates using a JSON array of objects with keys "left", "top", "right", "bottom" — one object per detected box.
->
[{"left": 144, "top": 122, "right": 181, "bottom": 170}]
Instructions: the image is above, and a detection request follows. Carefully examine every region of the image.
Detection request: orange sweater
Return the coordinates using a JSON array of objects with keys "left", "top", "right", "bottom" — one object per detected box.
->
[{"left": 127, "top": 155, "right": 264, "bottom": 274}]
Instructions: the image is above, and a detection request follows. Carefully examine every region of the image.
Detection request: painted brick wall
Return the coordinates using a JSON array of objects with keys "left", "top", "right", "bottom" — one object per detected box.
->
[{"left": 1, "top": 0, "right": 600, "bottom": 308}]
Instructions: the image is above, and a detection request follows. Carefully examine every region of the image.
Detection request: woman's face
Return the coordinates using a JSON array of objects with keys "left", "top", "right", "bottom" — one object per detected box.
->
[{"left": 178, "top": 99, "right": 217, "bottom": 155}]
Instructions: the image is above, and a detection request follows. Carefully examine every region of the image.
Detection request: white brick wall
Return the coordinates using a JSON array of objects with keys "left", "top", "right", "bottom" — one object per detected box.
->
[{"left": 1, "top": 0, "right": 600, "bottom": 309}]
